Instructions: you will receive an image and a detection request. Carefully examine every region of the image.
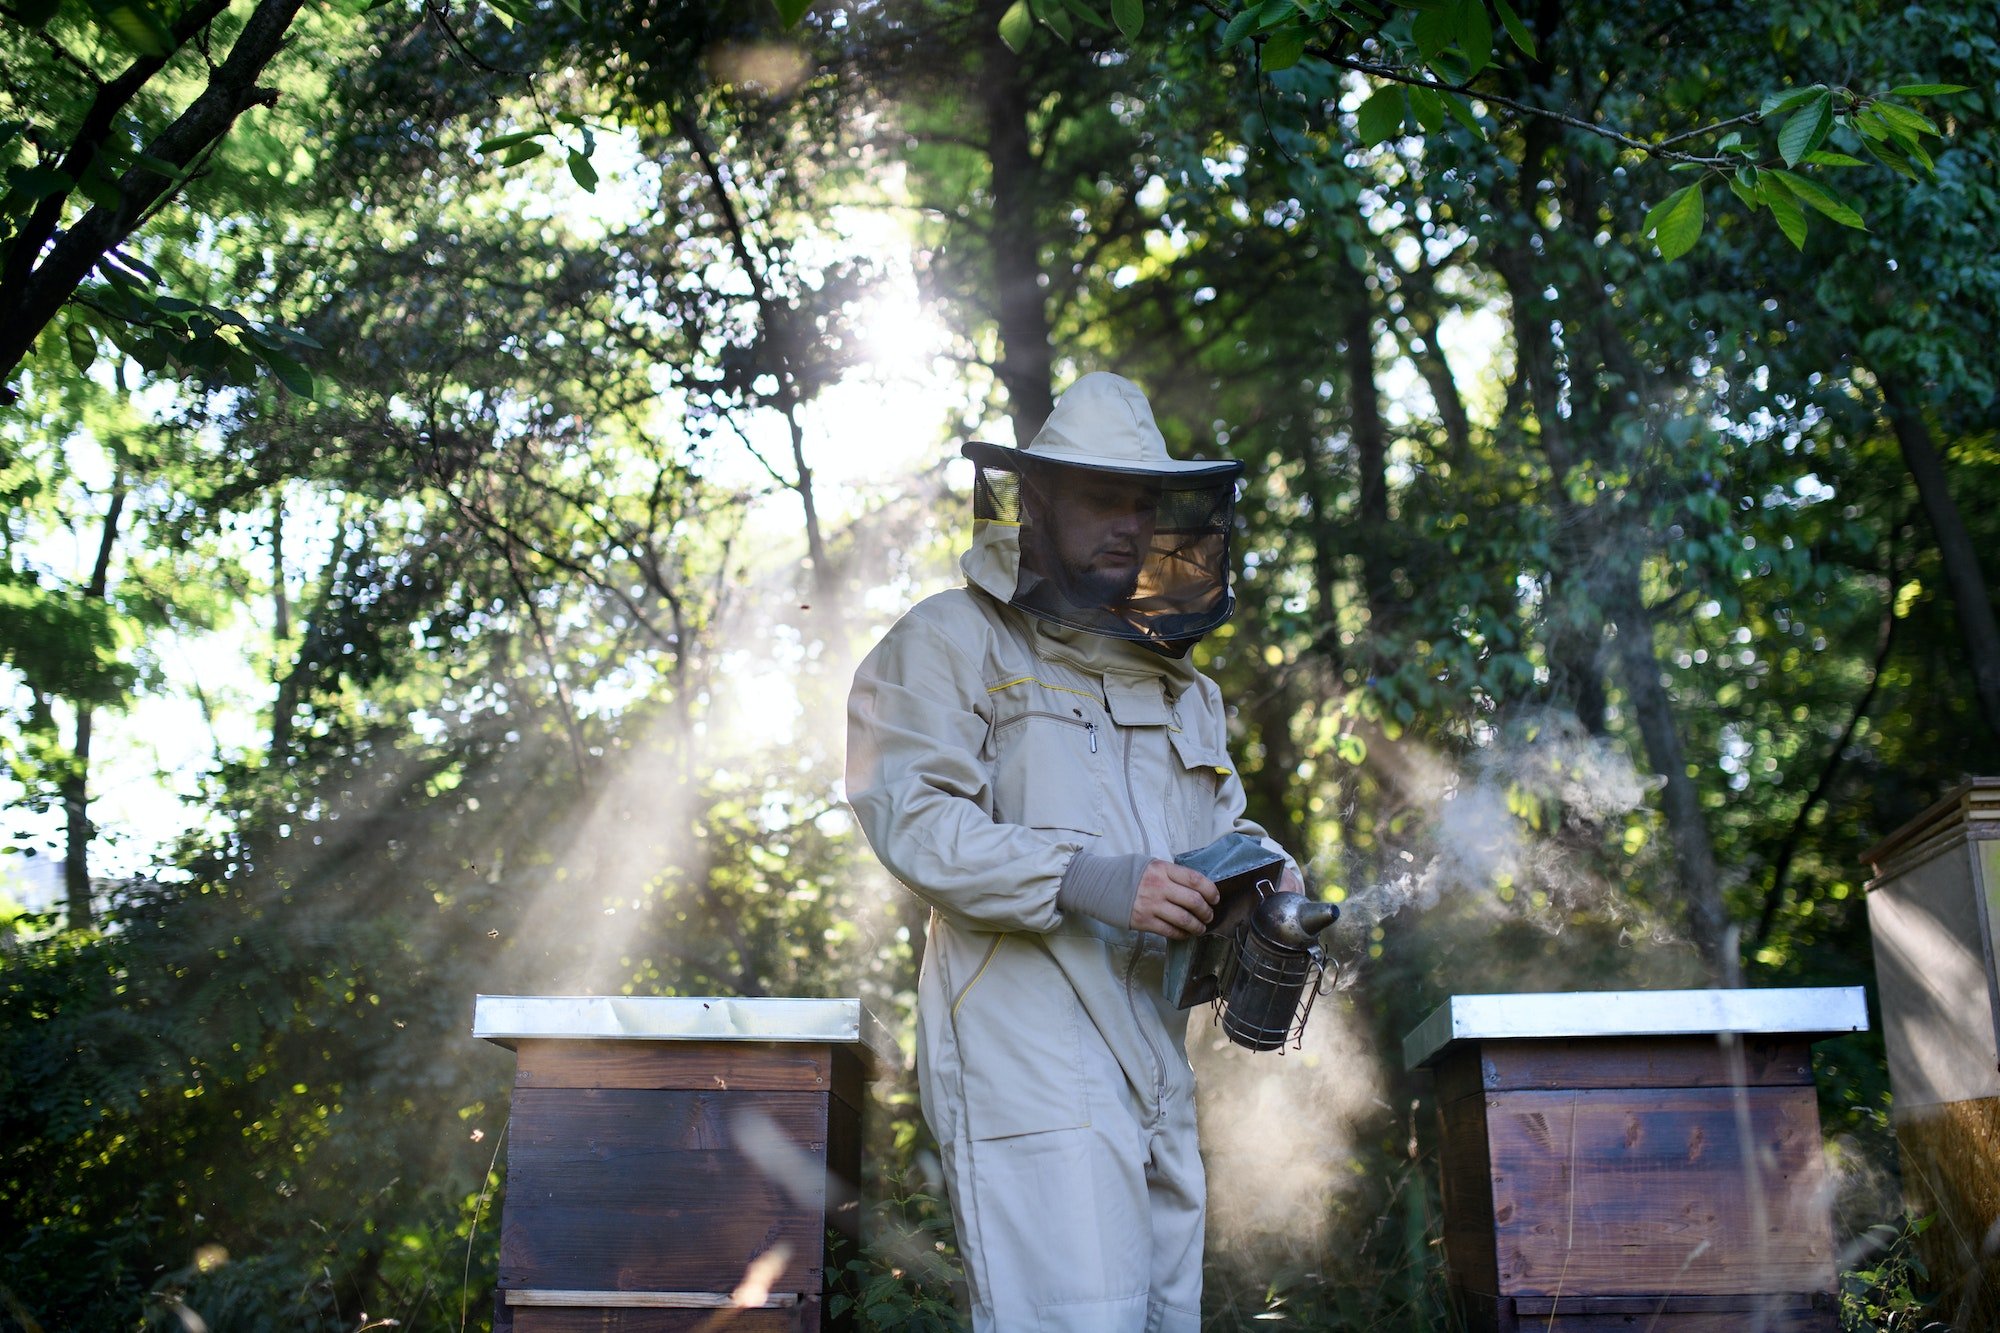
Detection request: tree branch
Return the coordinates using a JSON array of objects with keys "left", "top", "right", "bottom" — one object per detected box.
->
[
  {"left": 1751, "top": 540, "right": 1902, "bottom": 948},
  {"left": 0, "top": 0, "right": 308, "bottom": 384}
]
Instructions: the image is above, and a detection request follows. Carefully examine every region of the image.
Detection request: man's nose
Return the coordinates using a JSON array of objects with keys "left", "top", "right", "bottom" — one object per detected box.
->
[
  {"left": 1107, "top": 505, "right": 1150, "bottom": 537},
  {"left": 1112, "top": 498, "right": 1160, "bottom": 528}
]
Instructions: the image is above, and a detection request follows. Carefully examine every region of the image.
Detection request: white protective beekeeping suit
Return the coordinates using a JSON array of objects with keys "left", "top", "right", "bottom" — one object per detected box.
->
[{"left": 846, "top": 373, "right": 1295, "bottom": 1332}]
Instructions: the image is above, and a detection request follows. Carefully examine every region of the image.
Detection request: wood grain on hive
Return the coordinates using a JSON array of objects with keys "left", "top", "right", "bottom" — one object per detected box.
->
[
  {"left": 475, "top": 996, "right": 876, "bottom": 1333},
  {"left": 1406, "top": 988, "right": 1866, "bottom": 1333}
]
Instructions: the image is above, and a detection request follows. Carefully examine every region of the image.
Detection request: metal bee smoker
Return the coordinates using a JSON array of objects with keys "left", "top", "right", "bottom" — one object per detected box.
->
[{"left": 1163, "top": 833, "right": 1339, "bottom": 1051}]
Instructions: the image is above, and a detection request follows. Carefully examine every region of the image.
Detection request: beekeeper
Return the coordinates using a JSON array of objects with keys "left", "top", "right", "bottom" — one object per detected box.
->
[{"left": 846, "top": 371, "right": 1299, "bottom": 1332}]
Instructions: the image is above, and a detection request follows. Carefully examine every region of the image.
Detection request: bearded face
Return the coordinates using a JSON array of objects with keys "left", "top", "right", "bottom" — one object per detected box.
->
[{"left": 1025, "top": 469, "right": 1160, "bottom": 607}]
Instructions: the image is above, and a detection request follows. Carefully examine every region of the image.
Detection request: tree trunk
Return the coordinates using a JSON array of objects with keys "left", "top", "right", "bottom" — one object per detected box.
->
[
  {"left": 979, "top": 0, "right": 1054, "bottom": 439},
  {"left": 63, "top": 469, "right": 128, "bottom": 928},
  {"left": 1606, "top": 565, "right": 1727, "bottom": 968},
  {"left": 1396, "top": 247, "right": 1472, "bottom": 467},
  {"left": 1878, "top": 372, "right": 2000, "bottom": 740},
  {"left": 1337, "top": 259, "right": 1395, "bottom": 628},
  {"left": 62, "top": 709, "right": 96, "bottom": 928},
  {"left": 270, "top": 493, "right": 293, "bottom": 758}
]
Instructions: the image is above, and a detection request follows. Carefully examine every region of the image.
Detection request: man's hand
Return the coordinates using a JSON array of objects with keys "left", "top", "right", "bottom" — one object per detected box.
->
[{"left": 1130, "top": 860, "right": 1220, "bottom": 940}]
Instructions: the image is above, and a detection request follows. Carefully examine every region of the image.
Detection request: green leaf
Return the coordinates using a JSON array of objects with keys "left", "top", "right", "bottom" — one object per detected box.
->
[
  {"left": 1451, "top": 0, "right": 1491, "bottom": 74},
  {"left": 98, "top": 249, "right": 158, "bottom": 285},
  {"left": 1111, "top": 0, "right": 1140, "bottom": 38},
  {"left": 1425, "top": 49, "right": 1470, "bottom": 84},
  {"left": 93, "top": 0, "right": 175, "bottom": 56},
  {"left": 1769, "top": 169, "right": 1864, "bottom": 229},
  {"left": 998, "top": 0, "right": 1034, "bottom": 50},
  {"left": 1726, "top": 172, "right": 1757, "bottom": 210},
  {"left": 1355, "top": 87, "right": 1407, "bottom": 145},
  {"left": 566, "top": 150, "right": 598, "bottom": 192},
  {"left": 1641, "top": 183, "right": 1703, "bottom": 261},
  {"left": 1802, "top": 150, "right": 1865, "bottom": 167},
  {"left": 75, "top": 159, "right": 123, "bottom": 210},
  {"left": 257, "top": 347, "right": 316, "bottom": 398},
  {"left": 66, "top": 323, "right": 97, "bottom": 373},
  {"left": 1778, "top": 91, "right": 1832, "bottom": 166},
  {"left": 1759, "top": 85, "right": 1824, "bottom": 118},
  {"left": 773, "top": 0, "right": 811, "bottom": 25},
  {"left": 1061, "top": 0, "right": 1110, "bottom": 30},
  {"left": 1758, "top": 175, "right": 1807, "bottom": 248},
  {"left": 1901, "top": 131, "right": 1935, "bottom": 176},
  {"left": 499, "top": 141, "right": 545, "bottom": 166},
  {"left": 1411, "top": 6, "right": 1452, "bottom": 58},
  {"left": 557, "top": 0, "right": 582, "bottom": 18},
  {"left": 1262, "top": 26, "right": 1305, "bottom": 69},
  {"left": 1219, "top": 4, "right": 1258, "bottom": 46},
  {"left": 1033, "top": 0, "right": 1072, "bottom": 42},
  {"left": 4, "top": 166, "right": 73, "bottom": 209},
  {"left": 1406, "top": 84, "right": 1445, "bottom": 133},
  {"left": 1887, "top": 83, "right": 1968, "bottom": 97},
  {"left": 1441, "top": 91, "right": 1485, "bottom": 138},
  {"left": 1871, "top": 101, "right": 1938, "bottom": 138},
  {"left": 476, "top": 130, "right": 542, "bottom": 154},
  {"left": 1254, "top": 0, "right": 1296, "bottom": 29},
  {"left": 1491, "top": 0, "right": 1533, "bottom": 57}
]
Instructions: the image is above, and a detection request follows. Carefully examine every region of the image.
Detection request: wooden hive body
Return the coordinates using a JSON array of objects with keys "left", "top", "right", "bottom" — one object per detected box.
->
[
  {"left": 1406, "top": 989, "right": 1865, "bottom": 1332},
  {"left": 476, "top": 997, "right": 872, "bottom": 1332}
]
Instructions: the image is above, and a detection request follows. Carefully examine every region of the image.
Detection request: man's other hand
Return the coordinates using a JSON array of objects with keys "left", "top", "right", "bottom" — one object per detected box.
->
[{"left": 1131, "top": 860, "right": 1220, "bottom": 939}]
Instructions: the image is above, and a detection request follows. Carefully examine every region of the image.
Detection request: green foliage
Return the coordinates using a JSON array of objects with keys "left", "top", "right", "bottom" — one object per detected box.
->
[{"left": 1841, "top": 1214, "right": 1944, "bottom": 1330}]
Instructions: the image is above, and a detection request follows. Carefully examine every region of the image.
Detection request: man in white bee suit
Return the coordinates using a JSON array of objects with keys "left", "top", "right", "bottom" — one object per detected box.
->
[{"left": 847, "top": 372, "right": 1300, "bottom": 1331}]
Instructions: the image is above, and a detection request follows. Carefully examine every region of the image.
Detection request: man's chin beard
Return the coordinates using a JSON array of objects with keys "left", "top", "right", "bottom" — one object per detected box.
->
[{"left": 1066, "top": 563, "right": 1141, "bottom": 606}]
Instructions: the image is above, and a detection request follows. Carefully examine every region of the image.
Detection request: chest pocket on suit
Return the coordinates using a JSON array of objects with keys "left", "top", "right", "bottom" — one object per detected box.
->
[
  {"left": 988, "top": 689, "right": 1105, "bottom": 835},
  {"left": 1168, "top": 727, "right": 1233, "bottom": 846}
]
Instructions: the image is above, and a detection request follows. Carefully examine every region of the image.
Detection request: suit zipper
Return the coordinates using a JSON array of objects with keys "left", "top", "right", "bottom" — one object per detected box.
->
[
  {"left": 1125, "top": 931, "right": 1169, "bottom": 1117},
  {"left": 1116, "top": 716, "right": 1169, "bottom": 1113},
  {"left": 993, "top": 710, "right": 1092, "bottom": 736}
]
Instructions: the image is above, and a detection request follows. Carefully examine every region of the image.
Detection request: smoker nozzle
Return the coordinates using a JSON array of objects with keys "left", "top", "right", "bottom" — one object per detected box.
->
[{"left": 1251, "top": 892, "right": 1339, "bottom": 948}]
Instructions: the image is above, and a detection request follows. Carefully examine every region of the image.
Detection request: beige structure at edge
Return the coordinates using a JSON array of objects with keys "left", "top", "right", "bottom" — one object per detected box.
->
[{"left": 1863, "top": 778, "right": 2000, "bottom": 1326}]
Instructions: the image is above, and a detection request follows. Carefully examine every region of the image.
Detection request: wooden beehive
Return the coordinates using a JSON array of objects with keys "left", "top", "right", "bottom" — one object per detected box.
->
[
  {"left": 475, "top": 996, "right": 875, "bottom": 1332},
  {"left": 1863, "top": 779, "right": 2000, "bottom": 1327},
  {"left": 1405, "top": 988, "right": 1866, "bottom": 1332}
]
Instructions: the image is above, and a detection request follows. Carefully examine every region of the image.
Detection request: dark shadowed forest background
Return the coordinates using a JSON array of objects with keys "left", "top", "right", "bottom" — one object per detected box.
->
[{"left": 3, "top": 0, "right": 1997, "bottom": 1326}]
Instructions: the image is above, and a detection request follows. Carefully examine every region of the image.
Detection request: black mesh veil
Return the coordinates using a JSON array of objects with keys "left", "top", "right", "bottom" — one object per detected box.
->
[{"left": 970, "top": 455, "right": 1240, "bottom": 653}]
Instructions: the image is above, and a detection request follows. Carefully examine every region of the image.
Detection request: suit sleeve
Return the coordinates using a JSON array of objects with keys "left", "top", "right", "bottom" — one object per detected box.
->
[{"left": 845, "top": 612, "right": 1074, "bottom": 934}]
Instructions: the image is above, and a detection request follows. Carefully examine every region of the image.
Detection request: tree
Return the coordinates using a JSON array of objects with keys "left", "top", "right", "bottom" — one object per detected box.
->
[{"left": 0, "top": 0, "right": 328, "bottom": 399}]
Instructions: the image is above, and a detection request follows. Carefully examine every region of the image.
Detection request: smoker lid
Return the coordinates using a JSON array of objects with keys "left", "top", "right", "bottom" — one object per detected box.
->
[
  {"left": 472, "top": 994, "right": 896, "bottom": 1063},
  {"left": 1400, "top": 986, "right": 1868, "bottom": 1071}
]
